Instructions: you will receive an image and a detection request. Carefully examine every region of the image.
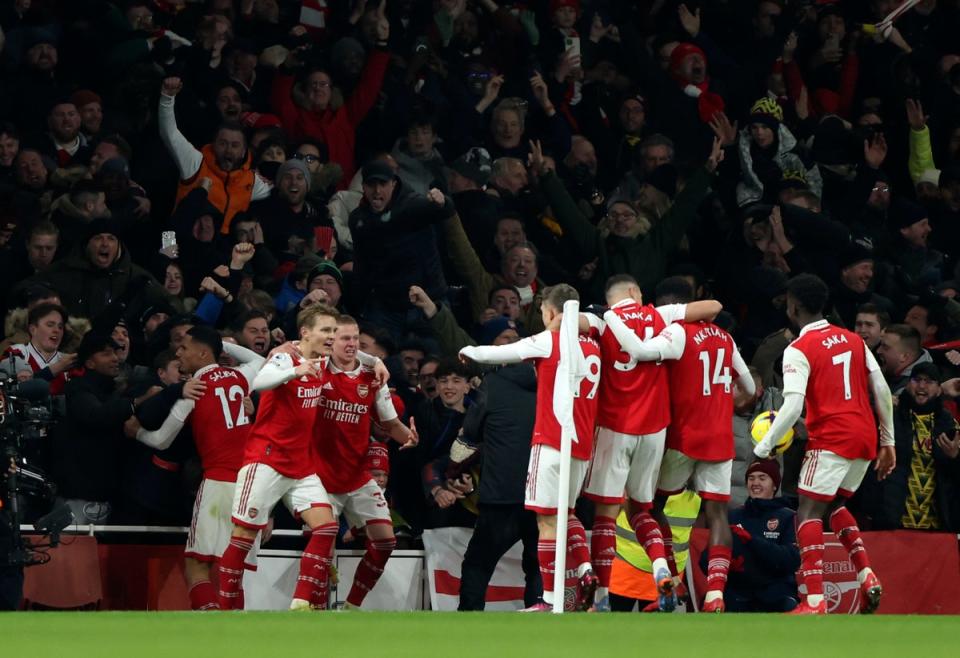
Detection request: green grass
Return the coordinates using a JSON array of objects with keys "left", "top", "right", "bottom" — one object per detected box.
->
[{"left": 2, "top": 612, "right": 958, "bottom": 658}]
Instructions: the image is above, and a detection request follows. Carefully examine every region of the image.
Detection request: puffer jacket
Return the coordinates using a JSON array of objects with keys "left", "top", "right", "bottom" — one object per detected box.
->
[{"left": 736, "top": 124, "right": 822, "bottom": 207}]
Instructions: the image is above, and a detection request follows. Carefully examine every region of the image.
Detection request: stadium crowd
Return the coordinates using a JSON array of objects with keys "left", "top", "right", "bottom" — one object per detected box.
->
[{"left": 2, "top": 0, "right": 960, "bottom": 611}]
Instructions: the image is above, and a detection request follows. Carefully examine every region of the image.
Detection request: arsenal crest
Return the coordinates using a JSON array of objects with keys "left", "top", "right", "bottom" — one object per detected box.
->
[
  {"left": 767, "top": 518, "right": 779, "bottom": 531},
  {"left": 357, "top": 384, "right": 369, "bottom": 398},
  {"left": 249, "top": 508, "right": 259, "bottom": 519}
]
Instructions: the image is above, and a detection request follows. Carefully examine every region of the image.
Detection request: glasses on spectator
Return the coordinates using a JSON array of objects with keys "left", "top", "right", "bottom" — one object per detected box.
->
[
  {"left": 872, "top": 184, "right": 890, "bottom": 193},
  {"left": 309, "top": 80, "right": 331, "bottom": 90},
  {"left": 294, "top": 153, "right": 320, "bottom": 164},
  {"left": 608, "top": 210, "right": 638, "bottom": 221}
]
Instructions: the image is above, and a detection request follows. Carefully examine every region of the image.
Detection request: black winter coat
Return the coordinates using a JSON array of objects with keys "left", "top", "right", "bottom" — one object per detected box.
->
[
  {"left": 725, "top": 497, "right": 799, "bottom": 597},
  {"left": 861, "top": 394, "right": 960, "bottom": 532}
]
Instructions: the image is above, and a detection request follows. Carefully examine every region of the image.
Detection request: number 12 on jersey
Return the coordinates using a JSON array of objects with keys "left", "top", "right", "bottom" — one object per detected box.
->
[
  {"left": 698, "top": 349, "right": 731, "bottom": 396},
  {"left": 215, "top": 385, "right": 250, "bottom": 429}
]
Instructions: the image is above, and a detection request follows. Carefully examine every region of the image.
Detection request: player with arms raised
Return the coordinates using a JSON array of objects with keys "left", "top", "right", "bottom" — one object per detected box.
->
[
  {"left": 604, "top": 278, "right": 754, "bottom": 612},
  {"left": 460, "top": 284, "right": 601, "bottom": 612},
  {"left": 218, "top": 304, "right": 387, "bottom": 610},
  {"left": 754, "top": 274, "right": 895, "bottom": 615},
  {"left": 581, "top": 274, "right": 722, "bottom": 611},
  {"left": 315, "top": 315, "right": 418, "bottom": 609},
  {"left": 125, "top": 325, "right": 265, "bottom": 610}
]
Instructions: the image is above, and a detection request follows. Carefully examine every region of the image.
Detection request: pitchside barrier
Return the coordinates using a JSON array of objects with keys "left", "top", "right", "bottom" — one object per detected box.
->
[{"left": 19, "top": 525, "right": 960, "bottom": 613}]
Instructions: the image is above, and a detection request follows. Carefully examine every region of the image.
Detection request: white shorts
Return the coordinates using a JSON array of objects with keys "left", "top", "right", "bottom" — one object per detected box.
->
[
  {"left": 525, "top": 444, "right": 589, "bottom": 515},
  {"left": 328, "top": 480, "right": 392, "bottom": 531},
  {"left": 232, "top": 463, "right": 332, "bottom": 529},
  {"left": 657, "top": 449, "right": 732, "bottom": 502},
  {"left": 797, "top": 449, "right": 870, "bottom": 502},
  {"left": 186, "top": 478, "right": 260, "bottom": 569},
  {"left": 583, "top": 427, "right": 666, "bottom": 507}
]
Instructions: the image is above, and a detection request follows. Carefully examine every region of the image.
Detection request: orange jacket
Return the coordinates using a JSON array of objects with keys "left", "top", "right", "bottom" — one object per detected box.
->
[{"left": 175, "top": 144, "right": 256, "bottom": 234}]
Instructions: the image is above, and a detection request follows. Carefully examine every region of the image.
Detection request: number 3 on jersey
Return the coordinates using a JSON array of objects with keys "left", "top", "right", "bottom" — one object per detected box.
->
[
  {"left": 698, "top": 349, "right": 731, "bottom": 396},
  {"left": 614, "top": 326, "right": 654, "bottom": 372},
  {"left": 215, "top": 385, "right": 250, "bottom": 429}
]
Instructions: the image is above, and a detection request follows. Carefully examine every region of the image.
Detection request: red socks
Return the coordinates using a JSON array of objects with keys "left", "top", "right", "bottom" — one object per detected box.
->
[
  {"left": 797, "top": 519, "right": 825, "bottom": 600},
  {"left": 705, "top": 545, "right": 732, "bottom": 596},
  {"left": 630, "top": 511, "right": 666, "bottom": 564},
  {"left": 661, "top": 522, "right": 679, "bottom": 578},
  {"left": 538, "top": 539, "right": 557, "bottom": 602},
  {"left": 188, "top": 579, "right": 218, "bottom": 611},
  {"left": 566, "top": 515, "right": 592, "bottom": 574},
  {"left": 830, "top": 507, "right": 870, "bottom": 574},
  {"left": 591, "top": 515, "right": 617, "bottom": 588},
  {"left": 218, "top": 535, "right": 254, "bottom": 610},
  {"left": 294, "top": 522, "right": 338, "bottom": 607},
  {"left": 346, "top": 536, "right": 396, "bottom": 607}
]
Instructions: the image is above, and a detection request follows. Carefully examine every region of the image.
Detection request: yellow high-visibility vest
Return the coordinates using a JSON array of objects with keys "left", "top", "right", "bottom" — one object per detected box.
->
[{"left": 610, "top": 491, "right": 701, "bottom": 600}]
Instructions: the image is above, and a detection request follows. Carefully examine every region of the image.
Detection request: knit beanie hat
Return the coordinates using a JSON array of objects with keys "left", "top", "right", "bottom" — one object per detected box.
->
[
  {"left": 746, "top": 460, "right": 781, "bottom": 492},
  {"left": 367, "top": 442, "right": 390, "bottom": 474},
  {"left": 71, "top": 89, "right": 102, "bottom": 110},
  {"left": 276, "top": 159, "right": 311, "bottom": 190},
  {"left": 749, "top": 97, "right": 783, "bottom": 131},
  {"left": 449, "top": 147, "right": 492, "bottom": 187},
  {"left": 892, "top": 197, "right": 928, "bottom": 229},
  {"left": 478, "top": 317, "right": 519, "bottom": 345}
]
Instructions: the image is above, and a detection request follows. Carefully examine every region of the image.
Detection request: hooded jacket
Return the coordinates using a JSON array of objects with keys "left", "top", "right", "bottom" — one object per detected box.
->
[
  {"left": 736, "top": 124, "right": 822, "bottom": 207},
  {"left": 391, "top": 138, "right": 448, "bottom": 197}
]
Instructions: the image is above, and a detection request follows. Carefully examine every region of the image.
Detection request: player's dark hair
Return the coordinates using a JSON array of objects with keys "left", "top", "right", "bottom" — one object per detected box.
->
[
  {"left": 654, "top": 276, "right": 694, "bottom": 304},
  {"left": 856, "top": 303, "right": 890, "bottom": 328},
  {"left": 297, "top": 303, "right": 339, "bottom": 331},
  {"left": 883, "top": 324, "right": 922, "bottom": 358},
  {"left": 787, "top": 274, "right": 829, "bottom": 316},
  {"left": 435, "top": 356, "right": 472, "bottom": 380},
  {"left": 27, "top": 302, "right": 67, "bottom": 328},
  {"left": 541, "top": 283, "right": 580, "bottom": 312},
  {"left": 187, "top": 325, "right": 224, "bottom": 360},
  {"left": 604, "top": 274, "right": 638, "bottom": 296}
]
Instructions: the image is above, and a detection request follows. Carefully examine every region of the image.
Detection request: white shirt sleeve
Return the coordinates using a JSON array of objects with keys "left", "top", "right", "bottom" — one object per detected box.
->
[
  {"left": 731, "top": 342, "right": 755, "bottom": 396},
  {"left": 135, "top": 399, "right": 195, "bottom": 450},
  {"left": 375, "top": 385, "right": 398, "bottom": 422},
  {"left": 223, "top": 343, "right": 266, "bottom": 387},
  {"left": 603, "top": 310, "right": 686, "bottom": 361},
  {"left": 780, "top": 346, "right": 810, "bottom": 396},
  {"left": 655, "top": 303, "right": 687, "bottom": 325},
  {"left": 460, "top": 331, "right": 553, "bottom": 364},
  {"left": 865, "top": 344, "right": 895, "bottom": 446},
  {"left": 252, "top": 352, "right": 297, "bottom": 391},
  {"left": 584, "top": 313, "right": 605, "bottom": 334},
  {"left": 158, "top": 94, "right": 202, "bottom": 180}
]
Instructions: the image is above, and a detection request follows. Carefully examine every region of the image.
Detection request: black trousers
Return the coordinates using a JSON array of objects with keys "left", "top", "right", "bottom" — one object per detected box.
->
[{"left": 458, "top": 503, "right": 542, "bottom": 610}]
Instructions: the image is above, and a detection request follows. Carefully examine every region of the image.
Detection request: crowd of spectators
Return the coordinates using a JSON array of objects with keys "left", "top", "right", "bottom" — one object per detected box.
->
[{"left": 2, "top": 0, "right": 960, "bottom": 576}]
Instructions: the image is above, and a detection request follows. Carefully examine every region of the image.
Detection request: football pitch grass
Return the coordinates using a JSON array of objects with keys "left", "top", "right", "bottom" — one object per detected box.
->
[{"left": 3, "top": 612, "right": 959, "bottom": 657}]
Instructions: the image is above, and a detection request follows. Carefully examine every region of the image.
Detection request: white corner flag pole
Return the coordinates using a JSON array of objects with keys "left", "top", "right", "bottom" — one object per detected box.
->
[{"left": 552, "top": 300, "right": 581, "bottom": 614}]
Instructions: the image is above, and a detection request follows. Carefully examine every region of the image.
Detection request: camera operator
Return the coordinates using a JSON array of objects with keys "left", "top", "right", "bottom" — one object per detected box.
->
[{"left": 50, "top": 330, "right": 143, "bottom": 524}]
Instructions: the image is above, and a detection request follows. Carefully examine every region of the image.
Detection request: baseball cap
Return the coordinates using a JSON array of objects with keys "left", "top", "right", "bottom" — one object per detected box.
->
[{"left": 362, "top": 160, "right": 395, "bottom": 184}]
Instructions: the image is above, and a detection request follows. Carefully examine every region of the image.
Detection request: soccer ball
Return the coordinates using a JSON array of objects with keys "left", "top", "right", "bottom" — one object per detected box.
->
[{"left": 750, "top": 411, "right": 794, "bottom": 456}]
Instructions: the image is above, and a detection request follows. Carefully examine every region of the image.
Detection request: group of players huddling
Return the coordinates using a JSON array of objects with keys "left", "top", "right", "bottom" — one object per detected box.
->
[
  {"left": 461, "top": 271, "right": 893, "bottom": 615},
  {"left": 132, "top": 263, "right": 893, "bottom": 615}
]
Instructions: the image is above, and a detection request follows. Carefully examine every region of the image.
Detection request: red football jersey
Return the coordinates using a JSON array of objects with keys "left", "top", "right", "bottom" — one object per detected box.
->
[
  {"left": 666, "top": 322, "right": 736, "bottom": 461},
  {"left": 785, "top": 320, "right": 878, "bottom": 460},
  {"left": 189, "top": 364, "right": 252, "bottom": 481},
  {"left": 532, "top": 331, "right": 601, "bottom": 461},
  {"left": 315, "top": 363, "right": 394, "bottom": 493},
  {"left": 596, "top": 302, "right": 672, "bottom": 435},
  {"left": 243, "top": 352, "right": 325, "bottom": 479},
  {"left": 4, "top": 343, "right": 71, "bottom": 395}
]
